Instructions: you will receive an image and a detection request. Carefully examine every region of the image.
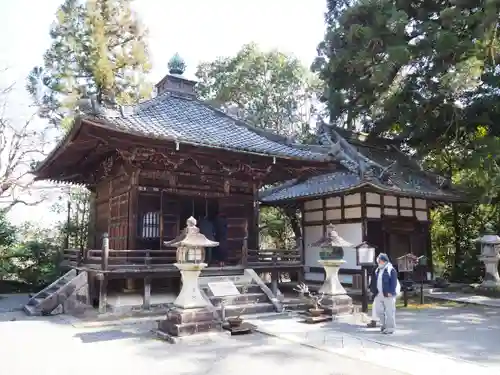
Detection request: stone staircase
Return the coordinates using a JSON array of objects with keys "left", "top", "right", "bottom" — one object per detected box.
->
[
  {"left": 199, "top": 269, "right": 282, "bottom": 320},
  {"left": 23, "top": 270, "right": 88, "bottom": 316}
]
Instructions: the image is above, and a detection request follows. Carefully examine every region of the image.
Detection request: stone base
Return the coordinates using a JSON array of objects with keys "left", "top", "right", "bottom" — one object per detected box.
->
[
  {"left": 157, "top": 307, "right": 220, "bottom": 338},
  {"left": 478, "top": 281, "right": 500, "bottom": 289},
  {"left": 321, "top": 294, "right": 353, "bottom": 315}
]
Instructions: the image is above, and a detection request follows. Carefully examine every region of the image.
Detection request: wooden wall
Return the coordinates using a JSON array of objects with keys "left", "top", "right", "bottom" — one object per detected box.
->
[
  {"left": 94, "top": 171, "right": 133, "bottom": 250},
  {"left": 132, "top": 188, "right": 255, "bottom": 264},
  {"left": 219, "top": 197, "right": 254, "bottom": 264}
]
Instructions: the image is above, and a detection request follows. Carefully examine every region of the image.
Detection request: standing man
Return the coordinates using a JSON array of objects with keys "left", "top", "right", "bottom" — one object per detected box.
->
[{"left": 369, "top": 253, "right": 400, "bottom": 334}]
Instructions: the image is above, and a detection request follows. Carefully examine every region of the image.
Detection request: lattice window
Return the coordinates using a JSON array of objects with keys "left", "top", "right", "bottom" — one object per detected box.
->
[{"left": 141, "top": 211, "right": 160, "bottom": 239}]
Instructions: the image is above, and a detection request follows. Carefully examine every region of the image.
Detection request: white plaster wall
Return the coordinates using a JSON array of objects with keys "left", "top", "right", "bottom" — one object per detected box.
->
[
  {"left": 303, "top": 222, "right": 363, "bottom": 284},
  {"left": 303, "top": 225, "right": 324, "bottom": 282}
]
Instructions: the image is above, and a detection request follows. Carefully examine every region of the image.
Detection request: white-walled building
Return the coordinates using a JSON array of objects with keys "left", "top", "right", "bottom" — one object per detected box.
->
[{"left": 260, "top": 124, "right": 462, "bottom": 285}]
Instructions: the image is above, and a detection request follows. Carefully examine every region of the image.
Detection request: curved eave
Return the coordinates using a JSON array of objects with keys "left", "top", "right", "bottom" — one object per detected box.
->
[{"left": 32, "top": 117, "right": 85, "bottom": 179}]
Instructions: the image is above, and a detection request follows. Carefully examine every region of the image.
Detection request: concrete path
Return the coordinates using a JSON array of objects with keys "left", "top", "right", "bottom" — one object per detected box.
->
[
  {"left": 0, "top": 294, "right": 29, "bottom": 313},
  {"left": 247, "top": 306, "right": 500, "bottom": 375},
  {"left": 426, "top": 289, "right": 500, "bottom": 308},
  {"left": 1, "top": 295, "right": 499, "bottom": 375},
  {"left": 0, "top": 296, "right": 407, "bottom": 375}
]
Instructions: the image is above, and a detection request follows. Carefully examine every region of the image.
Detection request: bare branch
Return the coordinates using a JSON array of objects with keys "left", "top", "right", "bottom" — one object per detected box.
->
[{"left": 0, "top": 70, "right": 53, "bottom": 212}]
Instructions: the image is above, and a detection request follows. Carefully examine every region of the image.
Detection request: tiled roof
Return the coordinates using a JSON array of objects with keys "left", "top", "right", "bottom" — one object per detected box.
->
[
  {"left": 260, "top": 172, "right": 361, "bottom": 202},
  {"left": 259, "top": 170, "right": 461, "bottom": 202},
  {"left": 260, "top": 133, "right": 463, "bottom": 202},
  {"left": 96, "top": 91, "right": 328, "bottom": 161}
]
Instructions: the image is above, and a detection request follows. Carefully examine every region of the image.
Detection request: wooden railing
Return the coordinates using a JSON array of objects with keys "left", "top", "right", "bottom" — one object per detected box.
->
[
  {"left": 246, "top": 248, "right": 301, "bottom": 268},
  {"left": 62, "top": 248, "right": 177, "bottom": 271},
  {"left": 62, "top": 234, "right": 303, "bottom": 272}
]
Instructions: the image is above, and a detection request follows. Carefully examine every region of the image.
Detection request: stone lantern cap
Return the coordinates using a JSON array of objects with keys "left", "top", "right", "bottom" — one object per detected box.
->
[
  {"left": 164, "top": 217, "right": 219, "bottom": 248},
  {"left": 475, "top": 223, "right": 500, "bottom": 245},
  {"left": 310, "top": 223, "right": 353, "bottom": 248}
]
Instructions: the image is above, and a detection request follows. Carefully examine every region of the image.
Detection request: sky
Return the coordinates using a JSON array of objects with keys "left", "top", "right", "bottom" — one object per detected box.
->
[{"left": 0, "top": 0, "right": 327, "bottom": 227}]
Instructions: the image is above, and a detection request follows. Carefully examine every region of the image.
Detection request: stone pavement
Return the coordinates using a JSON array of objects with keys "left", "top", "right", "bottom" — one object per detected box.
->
[
  {"left": 425, "top": 289, "right": 500, "bottom": 308},
  {"left": 0, "top": 295, "right": 406, "bottom": 375},
  {"left": 0, "top": 293, "right": 29, "bottom": 313},
  {"left": 247, "top": 307, "right": 500, "bottom": 375},
  {"left": 1, "top": 294, "right": 499, "bottom": 375}
]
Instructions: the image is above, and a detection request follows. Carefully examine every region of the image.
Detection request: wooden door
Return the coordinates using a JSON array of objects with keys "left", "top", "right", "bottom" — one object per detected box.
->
[
  {"left": 218, "top": 197, "right": 252, "bottom": 265},
  {"left": 387, "top": 232, "right": 411, "bottom": 262},
  {"left": 109, "top": 192, "right": 129, "bottom": 250},
  {"left": 160, "top": 192, "right": 180, "bottom": 264}
]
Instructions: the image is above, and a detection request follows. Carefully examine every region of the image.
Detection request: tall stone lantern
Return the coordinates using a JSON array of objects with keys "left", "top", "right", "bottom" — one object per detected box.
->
[
  {"left": 310, "top": 223, "right": 353, "bottom": 315},
  {"left": 157, "top": 217, "right": 220, "bottom": 340},
  {"left": 476, "top": 223, "right": 500, "bottom": 288}
]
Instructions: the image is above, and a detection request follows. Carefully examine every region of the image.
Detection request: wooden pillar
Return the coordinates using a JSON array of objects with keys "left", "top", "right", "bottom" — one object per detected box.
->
[
  {"left": 242, "top": 221, "right": 248, "bottom": 267},
  {"left": 124, "top": 279, "right": 136, "bottom": 292},
  {"left": 143, "top": 276, "right": 151, "bottom": 310},
  {"left": 87, "top": 191, "right": 97, "bottom": 249},
  {"left": 125, "top": 173, "right": 139, "bottom": 293},
  {"left": 270, "top": 254, "right": 279, "bottom": 296},
  {"left": 87, "top": 272, "right": 97, "bottom": 307},
  {"left": 296, "top": 236, "right": 304, "bottom": 284},
  {"left": 98, "top": 273, "right": 108, "bottom": 314},
  {"left": 98, "top": 233, "right": 109, "bottom": 314}
]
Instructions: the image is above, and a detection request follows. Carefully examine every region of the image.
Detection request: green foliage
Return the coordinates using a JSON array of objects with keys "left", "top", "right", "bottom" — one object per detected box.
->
[
  {"left": 0, "top": 211, "right": 16, "bottom": 248},
  {"left": 0, "top": 222, "right": 62, "bottom": 290},
  {"left": 27, "top": 0, "right": 152, "bottom": 129},
  {"left": 316, "top": 0, "right": 500, "bottom": 282},
  {"left": 196, "top": 43, "right": 324, "bottom": 140},
  {"left": 51, "top": 187, "right": 91, "bottom": 250},
  {"left": 259, "top": 206, "right": 296, "bottom": 249},
  {"left": 196, "top": 43, "right": 325, "bottom": 245}
]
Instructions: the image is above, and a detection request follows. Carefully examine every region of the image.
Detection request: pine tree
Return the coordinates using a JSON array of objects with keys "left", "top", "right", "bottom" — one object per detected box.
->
[{"left": 27, "top": 0, "right": 152, "bottom": 129}]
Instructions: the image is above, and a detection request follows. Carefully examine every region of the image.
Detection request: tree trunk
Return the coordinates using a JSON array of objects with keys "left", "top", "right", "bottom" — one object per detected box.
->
[
  {"left": 283, "top": 206, "right": 302, "bottom": 242},
  {"left": 452, "top": 202, "right": 463, "bottom": 279}
]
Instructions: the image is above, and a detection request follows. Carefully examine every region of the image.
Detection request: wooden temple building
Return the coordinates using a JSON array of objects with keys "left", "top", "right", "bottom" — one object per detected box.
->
[
  {"left": 23, "top": 54, "right": 461, "bottom": 317},
  {"left": 24, "top": 54, "right": 332, "bottom": 315},
  {"left": 260, "top": 125, "right": 462, "bottom": 285}
]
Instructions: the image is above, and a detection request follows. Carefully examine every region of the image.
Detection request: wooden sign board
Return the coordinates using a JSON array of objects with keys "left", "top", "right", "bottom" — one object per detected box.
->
[
  {"left": 397, "top": 254, "right": 418, "bottom": 273},
  {"left": 208, "top": 281, "right": 240, "bottom": 297}
]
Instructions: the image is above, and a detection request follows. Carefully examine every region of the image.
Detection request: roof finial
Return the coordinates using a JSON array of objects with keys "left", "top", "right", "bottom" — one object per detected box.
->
[{"left": 168, "top": 53, "right": 186, "bottom": 75}]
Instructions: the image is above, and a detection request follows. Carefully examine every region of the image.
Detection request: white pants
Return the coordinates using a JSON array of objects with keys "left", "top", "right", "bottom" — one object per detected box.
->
[
  {"left": 371, "top": 299, "right": 378, "bottom": 321},
  {"left": 374, "top": 294, "right": 396, "bottom": 332}
]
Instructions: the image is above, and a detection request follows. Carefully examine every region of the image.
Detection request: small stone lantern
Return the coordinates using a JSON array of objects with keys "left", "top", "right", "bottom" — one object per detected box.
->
[
  {"left": 157, "top": 217, "right": 220, "bottom": 341},
  {"left": 476, "top": 223, "right": 500, "bottom": 288},
  {"left": 309, "top": 223, "right": 353, "bottom": 314}
]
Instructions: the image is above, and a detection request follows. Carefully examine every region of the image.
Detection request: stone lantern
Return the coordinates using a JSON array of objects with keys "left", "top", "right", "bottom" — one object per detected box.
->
[
  {"left": 476, "top": 223, "right": 500, "bottom": 288},
  {"left": 157, "top": 217, "right": 220, "bottom": 340},
  {"left": 310, "top": 223, "right": 353, "bottom": 314}
]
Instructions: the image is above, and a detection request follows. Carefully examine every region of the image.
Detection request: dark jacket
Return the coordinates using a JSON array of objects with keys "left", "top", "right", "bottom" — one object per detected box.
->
[
  {"left": 369, "top": 265, "right": 398, "bottom": 297},
  {"left": 198, "top": 218, "right": 215, "bottom": 241}
]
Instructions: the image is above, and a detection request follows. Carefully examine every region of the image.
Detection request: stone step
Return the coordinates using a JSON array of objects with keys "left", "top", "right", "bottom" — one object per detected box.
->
[
  {"left": 160, "top": 319, "right": 222, "bottom": 337},
  {"left": 202, "top": 283, "right": 262, "bottom": 295},
  {"left": 23, "top": 304, "right": 37, "bottom": 316},
  {"left": 218, "top": 302, "right": 276, "bottom": 317},
  {"left": 27, "top": 297, "right": 45, "bottom": 306},
  {"left": 209, "top": 292, "right": 268, "bottom": 306},
  {"left": 23, "top": 270, "right": 88, "bottom": 316}
]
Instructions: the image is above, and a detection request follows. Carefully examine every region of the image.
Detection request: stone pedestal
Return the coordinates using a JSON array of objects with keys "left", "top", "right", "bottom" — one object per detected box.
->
[
  {"left": 480, "top": 255, "right": 500, "bottom": 288},
  {"left": 173, "top": 263, "right": 208, "bottom": 308},
  {"left": 318, "top": 259, "right": 353, "bottom": 315},
  {"left": 157, "top": 263, "right": 220, "bottom": 341}
]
